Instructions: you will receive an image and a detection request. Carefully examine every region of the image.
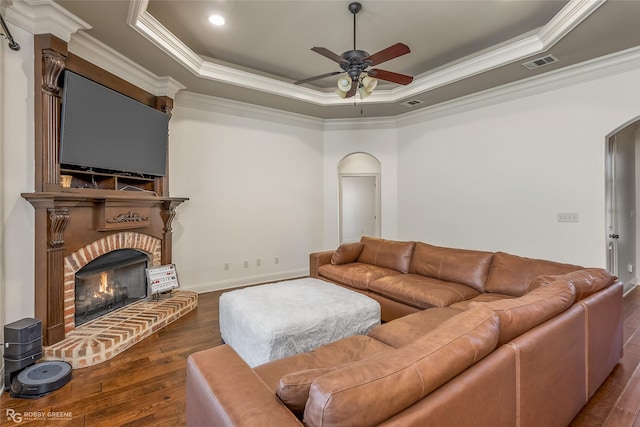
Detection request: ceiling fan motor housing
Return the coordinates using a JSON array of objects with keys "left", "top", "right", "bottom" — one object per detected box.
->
[{"left": 340, "top": 50, "right": 371, "bottom": 80}]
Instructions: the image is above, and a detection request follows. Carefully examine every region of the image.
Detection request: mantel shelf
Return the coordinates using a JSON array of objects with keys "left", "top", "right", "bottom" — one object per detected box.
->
[{"left": 21, "top": 191, "right": 188, "bottom": 206}]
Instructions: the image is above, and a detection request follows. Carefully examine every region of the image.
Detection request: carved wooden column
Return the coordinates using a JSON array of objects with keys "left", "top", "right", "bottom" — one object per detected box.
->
[
  {"left": 161, "top": 200, "right": 180, "bottom": 264},
  {"left": 45, "top": 207, "right": 69, "bottom": 344},
  {"left": 29, "top": 197, "right": 70, "bottom": 345},
  {"left": 154, "top": 96, "right": 173, "bottom": 198},
  {"left": 35, "top": 35, "right": 67, "bottom": 192}
]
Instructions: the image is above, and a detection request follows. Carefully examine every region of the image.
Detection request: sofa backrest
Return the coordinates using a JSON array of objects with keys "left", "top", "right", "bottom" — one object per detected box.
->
[
  {"left": 470, "top": 279, "right": 576, "bottom": 345},
  {"left": 409, "top": 242, "right": 494, "bottom": 292},
  {"left": 485, "top": 252, "right": 582, "bottom": 296},
  {"left": 303, "top": 306, "right": 499, "bottom": 427},
  {"left": 357, "top": 236, "right": 415, "bottom": 273},
  {"left": 527, "top": 268, "right": 616, "bottom": 301}
]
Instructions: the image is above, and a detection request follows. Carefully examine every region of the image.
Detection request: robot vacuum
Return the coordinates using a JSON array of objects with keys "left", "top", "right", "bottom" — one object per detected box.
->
[{"left": 10, "top": 361, "right": 72, "bottom": 398}]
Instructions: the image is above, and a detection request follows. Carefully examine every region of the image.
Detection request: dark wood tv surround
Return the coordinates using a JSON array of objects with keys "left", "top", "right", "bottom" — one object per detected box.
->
[{"left": 21, "top": 34, "right": 187, "bottom": 346}]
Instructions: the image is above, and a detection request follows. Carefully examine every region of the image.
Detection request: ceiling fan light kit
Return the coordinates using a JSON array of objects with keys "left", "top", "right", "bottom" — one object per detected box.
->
[{"left": 295, "top": 2, "right": 413, "bottom": 99}]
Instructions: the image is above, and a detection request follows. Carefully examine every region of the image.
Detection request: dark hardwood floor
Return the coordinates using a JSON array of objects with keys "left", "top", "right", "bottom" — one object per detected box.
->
[{"left": 2, "top": 286, "right": 640, "bottom": 426}]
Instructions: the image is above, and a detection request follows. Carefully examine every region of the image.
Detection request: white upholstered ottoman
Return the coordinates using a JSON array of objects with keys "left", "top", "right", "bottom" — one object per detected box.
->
[{"left": 219, "top": 278, "right": 381, "bottom": 367}]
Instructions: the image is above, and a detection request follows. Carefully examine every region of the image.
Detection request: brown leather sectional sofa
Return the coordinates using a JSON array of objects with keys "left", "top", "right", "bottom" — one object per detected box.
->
[{"left": 186, "top": 237, "right": 623, "bottom": 426}]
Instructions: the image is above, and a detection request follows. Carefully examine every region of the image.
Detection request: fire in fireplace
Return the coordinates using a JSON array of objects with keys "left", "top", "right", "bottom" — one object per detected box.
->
[{"left": 75, "top": 249, "right": 150, "bottom": 326}]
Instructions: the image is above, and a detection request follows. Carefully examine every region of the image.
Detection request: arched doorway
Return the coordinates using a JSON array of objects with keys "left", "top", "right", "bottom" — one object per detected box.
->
[{"left": 338, "top": 153, "right": 381, "bottom": 243}]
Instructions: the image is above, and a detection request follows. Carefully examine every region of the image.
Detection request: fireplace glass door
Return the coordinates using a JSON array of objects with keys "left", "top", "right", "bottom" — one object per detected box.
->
[{"left": 75, "top": 249, "right": 150, "bottom": 326}]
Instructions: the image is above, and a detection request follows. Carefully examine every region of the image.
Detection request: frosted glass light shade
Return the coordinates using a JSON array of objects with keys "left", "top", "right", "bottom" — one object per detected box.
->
[
  {"left": 361, "top": 76, "right": 377, "bottom": 92},
  {"left": 337, "top": 77, "right": 352, "bottom": 91}
]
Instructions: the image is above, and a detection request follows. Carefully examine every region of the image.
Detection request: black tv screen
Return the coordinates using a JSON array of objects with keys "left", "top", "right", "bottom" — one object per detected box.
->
[{"left": 60, "top": 71, "right": 169, "bottom": 177}]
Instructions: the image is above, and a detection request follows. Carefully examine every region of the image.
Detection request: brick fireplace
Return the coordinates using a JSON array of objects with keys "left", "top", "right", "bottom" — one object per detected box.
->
[{"left": 41, "top": 230, "right": 197, "bottom": 369}]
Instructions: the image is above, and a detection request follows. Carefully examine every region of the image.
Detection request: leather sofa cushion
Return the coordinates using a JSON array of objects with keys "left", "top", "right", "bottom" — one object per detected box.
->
[
  {"left": 318, "top": 262, "right": 402, "bottom": 291},
  {"left": 369, "top": 274, "right": 480, "bottom": 309},
  {"left": 256, "top": 335, "right": 392, "bottom": 392},
  {"left": 303, "top": 306, "right": 500, "bottom": 427},
  {"left": 449, "top": 293, "right": 515, "bottom": 310},
  {"left": 330, "top": 242, "right": 364, "bottom": 265},
  {"left": 264, "top": 335, "right": 393, "bottom": 417},
  {"left": 357, "top": 236, "right": 415, "bottom": 273},
  {"left": 276, "top": 367, "right": 336, "bottom": 417},
  {"left": 527, "top": 268, "right": 615, "bottom": 301},
  {"left": 470, "top": 280, "right": 576, "bottom": 345},
  {"left": 367, "top": 307, "right": 463, "bottom": 348},
  {"left": 409, "top": 242, "right": 494, "bottom": 292},
  {"left": 485, "top": 252, "right": 582, "bottom": 296}
]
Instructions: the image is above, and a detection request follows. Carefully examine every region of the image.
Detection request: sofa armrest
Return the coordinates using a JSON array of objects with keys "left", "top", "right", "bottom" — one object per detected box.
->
[
  {"left": 309, "top": 251, "right": 335, "bottom": 278},
  {"left": 187, "top": 345, "right": 303, "bottom": 427}
]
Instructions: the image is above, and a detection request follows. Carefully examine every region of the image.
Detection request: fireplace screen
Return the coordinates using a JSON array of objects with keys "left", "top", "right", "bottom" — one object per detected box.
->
[{"left": 75, "top": 249, "right": 150, "bottom": 326}]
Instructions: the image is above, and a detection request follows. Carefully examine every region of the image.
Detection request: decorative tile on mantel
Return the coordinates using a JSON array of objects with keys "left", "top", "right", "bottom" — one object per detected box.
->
[{"left": 43, "top": 291, "right": 198, "bottom": 369}]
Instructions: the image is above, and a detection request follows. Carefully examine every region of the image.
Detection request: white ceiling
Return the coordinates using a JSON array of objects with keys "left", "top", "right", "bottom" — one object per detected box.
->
[{"left": 50, "top": 0, "right": 640, "bottom": 119}]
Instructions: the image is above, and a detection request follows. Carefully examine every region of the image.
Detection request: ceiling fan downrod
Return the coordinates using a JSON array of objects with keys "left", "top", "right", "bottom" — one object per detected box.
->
[{"left": 349, "top": 2, "right": 361, "bottom": 51}]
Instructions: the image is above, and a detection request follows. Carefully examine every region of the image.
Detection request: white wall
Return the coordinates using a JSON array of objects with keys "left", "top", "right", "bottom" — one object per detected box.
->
[
  {"left": 169, "top": 93, "right": 325, "bottom": 292},
  {"left": 322, "top": 122, "right": 399, "bottom": 248},
  {"left": 396, "top": 61, "right": 640, "bottom": 267},
  {"left": 1, "top": 25, "right": 35, "bottom": 327}
]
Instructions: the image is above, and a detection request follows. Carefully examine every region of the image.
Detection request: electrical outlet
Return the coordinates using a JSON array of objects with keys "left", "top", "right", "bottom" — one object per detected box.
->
[
  {"left": 557, "top": 213, "right": 579, "bottom": 223},
  {"left": 224, "top": 262, "right": 230, "bottom": 271},
  {"left": 256, "top": 258, "right": 261, "bottom": 267},
  {"left": 275, "top": 257, "right": 279, "bottom": 265},
  {"left": 629, "top": 264, "right": 634, "bottom": 273},
  {"left": 243, "top": 260, "right": 249, "bottom": 268}
]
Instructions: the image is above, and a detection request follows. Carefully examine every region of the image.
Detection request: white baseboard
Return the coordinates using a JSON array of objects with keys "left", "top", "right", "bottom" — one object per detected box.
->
[
  {"left": 623, "top": 278, "right": 638, "bottom": 296},
  {"left": 179, "top": 268, "right": 309, "bottom": 294}
]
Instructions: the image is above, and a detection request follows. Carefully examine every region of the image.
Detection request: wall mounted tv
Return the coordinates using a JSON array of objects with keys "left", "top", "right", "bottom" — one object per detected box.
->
[{"left": 60, "top": 71, "right": 169, "bottom": 177}]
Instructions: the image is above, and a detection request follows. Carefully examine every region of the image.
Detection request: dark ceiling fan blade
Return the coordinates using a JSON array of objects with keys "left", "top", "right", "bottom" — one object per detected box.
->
[
  {"left": 345, "top": 82, "right": 358, "bottom": 98},
  {"left": 295, "top": 71, "right": 342, "bottom": 85},
  {"left": 369, "top": 69, "right": 414, "bottom": 85},
  {"left": 364, "top": 43, "right": 410, "bottom": 66},
  {"left": 311, "top": 47, "right": 346, "bottom": 64}
]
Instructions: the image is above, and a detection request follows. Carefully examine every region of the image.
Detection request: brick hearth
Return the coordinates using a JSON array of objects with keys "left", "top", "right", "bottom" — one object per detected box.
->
[{"left": 43, "top": 290, "right": 198, "bottom": 368}]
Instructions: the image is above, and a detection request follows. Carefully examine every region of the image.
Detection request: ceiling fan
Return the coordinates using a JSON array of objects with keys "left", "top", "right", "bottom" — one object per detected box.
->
[{"left": 294, "top": 2, "right": 414, "bottom": 98}]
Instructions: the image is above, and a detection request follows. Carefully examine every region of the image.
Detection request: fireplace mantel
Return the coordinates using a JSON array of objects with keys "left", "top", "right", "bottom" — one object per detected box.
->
[
  {"left": 22, "top": 191, "right": 187, "bottom": 345},
  {"left": 23, "top": 34, "right": 188, "bottom": 346}
]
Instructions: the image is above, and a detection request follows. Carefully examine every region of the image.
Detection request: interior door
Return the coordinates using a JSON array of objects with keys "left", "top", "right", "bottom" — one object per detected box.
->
[
  {"left": 606, "top": 130, "right": 637, "bottom": 287},
  {"left": 340, "top": 175, "right": 377, "bottom": 243},
  {"left": 606, "top": 137, "right": 618, "bottom": 276}
]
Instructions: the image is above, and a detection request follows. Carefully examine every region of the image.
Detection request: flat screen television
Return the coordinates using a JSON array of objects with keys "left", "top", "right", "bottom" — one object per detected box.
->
[{"left": 60, "top": 71, "right": 169, "bottom": 177}]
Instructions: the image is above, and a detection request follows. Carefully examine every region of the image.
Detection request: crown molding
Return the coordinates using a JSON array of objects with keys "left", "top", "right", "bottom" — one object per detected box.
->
[
  {"left": 396, "top": 45, "right": 640, "bottom": 128},
  {"left": 68, "top": 31, "right": 185, "bottom": 98},
  {"left": 5, "top": 0, "right": 91, "bottom": 42},
  {"left": 174, "top": 91, "right": 324, "bottom": 131},
  {"left": 323, "top": 117, "right": 398, "bottom": 132},
  {"left": 126, "top": 0, "right": 605, "bottom": 107},
  {"left": 4, "top": 0, "right": 185, "bottom": 98},
  {"left": 174, "top": 46, "right": 640, "bottom": 132},
  {"left": 538, "top": 0, "right": 606, "bottom": 46}
]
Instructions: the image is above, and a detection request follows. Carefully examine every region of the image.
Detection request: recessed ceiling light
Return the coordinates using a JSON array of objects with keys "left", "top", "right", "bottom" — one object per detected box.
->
[{"left": 208, "top": 14, "right": 225, "bottom": 26}]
